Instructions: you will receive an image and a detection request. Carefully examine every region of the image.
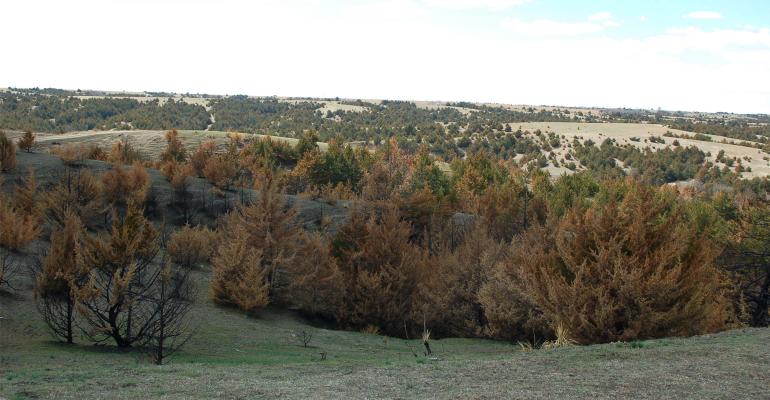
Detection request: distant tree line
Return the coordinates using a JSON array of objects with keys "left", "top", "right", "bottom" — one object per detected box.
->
[{"left": 0, "top": 93, "right": 210, "bottom": 132}]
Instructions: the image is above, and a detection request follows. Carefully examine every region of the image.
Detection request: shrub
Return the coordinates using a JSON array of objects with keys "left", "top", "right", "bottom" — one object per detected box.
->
[
  {"left": 479, "top": 263, "right": 551, "bottom": 342},
  {"left": 0, "top": 194, "right": 40, "bottom": 251},
  {"left": 295, "top": 130, "right": 319, "bottom": 157},
  {"left": 51, "top": 143, "right": 86, "bottom": 166},
  {"left": 161, "top": 161, "right": 196, "bottom": 221},
  {"left": 167, "top": 224, "right": 216, "bottom": 269},
  {"left": 203, "top": 154, "right": 237, "bottom": 189},
  {"left": 17, "top": 130, "right": 35, "bottom": 153},
  {"left": 13, "top": 170, "right": 39, "bottom": 218},
  {"left": 160, "top": 129, "right": 187, "bottom": 163},
  {"left": 472, "top": 177, "right": 530, "bottom": 242},
  {"left": 43, "top": 169, "right": 102, "bottom": 229},
  {"left": 416, "top": 224, "right": 507, "bottom": 337},
  {"left": 190, "top": 140, "right": 216, "bottom": 176},
  {"left": 331, "top": 207, "right": 426, "bottom": 336},
  {"left": 0, "top": 131, "right": 17, "bottom": 172},
  {"left": 506, "top": 180, "right": 734, "bottom": 344},
  {"left": 297, "top": 139, "right": 364, "bottom": 191},
  {"left": 101, "top": 161, "right": 150, "bottom": 207},
  {"left": 108, "top": 137, "right": 142, "bottom": 164}
]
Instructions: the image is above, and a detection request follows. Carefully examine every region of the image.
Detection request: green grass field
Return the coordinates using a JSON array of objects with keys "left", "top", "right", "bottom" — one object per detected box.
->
[{"left": 2, "top": 264, "right": 769, "bottom": 399}]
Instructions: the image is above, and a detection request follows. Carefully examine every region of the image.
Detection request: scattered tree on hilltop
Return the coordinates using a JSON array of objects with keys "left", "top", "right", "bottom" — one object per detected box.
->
[
  {"left": 107, "top": 137, "right": 142, "bottom": 165},
  {"left": 160, "top": 129, "right": 187, "bottom": 163}
]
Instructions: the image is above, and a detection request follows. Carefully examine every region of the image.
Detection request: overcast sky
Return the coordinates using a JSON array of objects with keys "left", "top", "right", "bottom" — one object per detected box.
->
[{"left": 4, "top": 0, "right": 770, "bottom": 113}]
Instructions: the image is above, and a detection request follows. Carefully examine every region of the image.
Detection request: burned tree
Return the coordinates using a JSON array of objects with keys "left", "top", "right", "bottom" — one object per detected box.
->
[
  {"left": 0, "top": 250, "right": 18, "bottom": 293},
  {"left": 722, "top": 207, "right": 770, "bottom": 327},
  {"left": 74, "top": 203, "right": 163, "bottom": 347},
  {"left": 35, "top": 212, "right": 88, "bottom": 343},
  {"left": 142, "top": 261, "right": 195, "bottom": 365}
]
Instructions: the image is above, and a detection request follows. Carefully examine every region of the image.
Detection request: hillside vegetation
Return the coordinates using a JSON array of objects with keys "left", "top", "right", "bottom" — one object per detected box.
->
[{"left": 0, "top": 90, "right": 769, "bottom": 399}]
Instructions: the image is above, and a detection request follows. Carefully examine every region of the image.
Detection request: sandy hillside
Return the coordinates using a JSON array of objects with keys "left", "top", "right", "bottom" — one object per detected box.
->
[
  {"left": 513, "top": 122, "right": 770, "bottom": 179},
  {"left": 30, "top": 130, "right": 328, "bottom": 160}
]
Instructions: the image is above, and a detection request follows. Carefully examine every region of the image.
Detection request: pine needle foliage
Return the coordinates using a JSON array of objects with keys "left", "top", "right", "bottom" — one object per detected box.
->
[
  {"left": 508, "top": 179, "right": 735, "bottom": 344},
  {"left": 36, "top": 212, "right": 89, "bottom": 343},
  {"left": 0, "top": 131, "right": 16, "bottom": 172}
]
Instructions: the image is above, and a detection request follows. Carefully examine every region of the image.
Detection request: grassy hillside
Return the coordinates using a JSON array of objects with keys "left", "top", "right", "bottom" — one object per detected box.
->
[
  {"left": 8, "top": 123, "right": 768, "bottom": 180},
  {"left": 1, "top": 140, "right": 768, "bottom": 399},
  {"left": 2, "top": 262, "right": 769, "bottom": 399}
]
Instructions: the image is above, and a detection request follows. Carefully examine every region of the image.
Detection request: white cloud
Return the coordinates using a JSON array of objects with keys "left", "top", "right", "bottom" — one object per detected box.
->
[
  {"left": 502, "top": 13, "right": 619, "bottom": 37},
  {"left": 342, "top": 0, "right": 426, "bottom": 19},
  {"left": 501, "top": 19, "right": 603, "bottom": 36},
  {"left": 588, "top": 12, "right": 612, "bottom": 22},
  {"left": 640, "top": 16, "right": 648, "bottom": 22},
  {"left": 652, "top": 27, "right": 770, "bottom": 54},
  {"left": 421, "top": 0, "right": 532, "bottom": 10},
  {"left": 686, "top": 11, "right": 723, "bottom": 20}
]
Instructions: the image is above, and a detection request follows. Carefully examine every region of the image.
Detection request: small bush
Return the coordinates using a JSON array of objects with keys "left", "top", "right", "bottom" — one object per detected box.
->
[
  {"left": 160, "top": 129, "right": 187, "bottom": 163},
  {"left": 190, "top": 140, "right": 216, "bottom": 176},
  {"left": 43, "top": 170, "right": 101, "bottom": 228},
  {"left": 0, "top": 132, "right": 17, "bottom": 172},
  {"left": 203, "top": 154, "right": 237, "bottom": 189},
  {"left": 167, "top": 225, "right": 216, "bottom": 269},
  {"left": 108, "top": 138, "right": 142, "bottom": 164},
  {"left": 101, "top": 162, "right": 150, "bottom": 207},
  {"left": 17, "top": 131, "right": 35, "bottom": 153},
  {"left": 13, "top": 170, "right": 39, "bottom": 218},
  {"left": 51, "top": 143, "right": 86, "bottom": 166},
  {"left": 0, "top": 195, "right": 40, "bottom": 251}
]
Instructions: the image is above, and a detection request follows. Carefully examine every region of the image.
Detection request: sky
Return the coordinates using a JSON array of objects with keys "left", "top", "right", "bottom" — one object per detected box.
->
[{"left": 3, "top": 0, "right": 770, "bottom": 114}]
